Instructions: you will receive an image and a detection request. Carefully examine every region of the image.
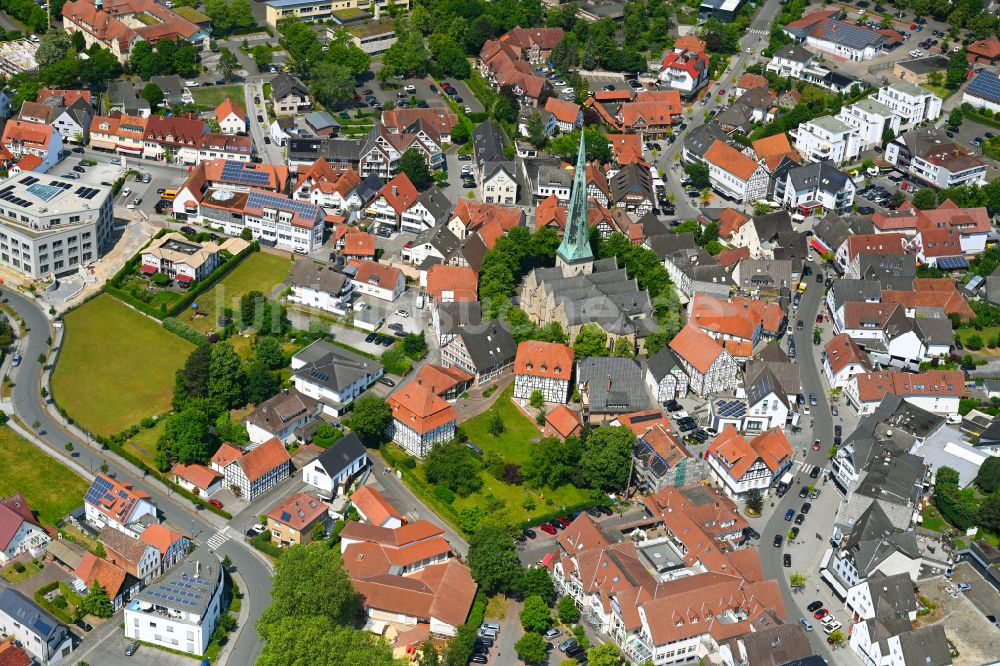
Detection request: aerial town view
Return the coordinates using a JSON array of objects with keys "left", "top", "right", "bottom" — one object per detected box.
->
[{"left": 1, "top": 0, "right": 1000, "bottom": 664}]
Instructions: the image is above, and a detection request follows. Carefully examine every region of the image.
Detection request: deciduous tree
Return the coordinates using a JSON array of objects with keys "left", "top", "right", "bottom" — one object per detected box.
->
[
  {"left": 581, "top": 426, "right": 635, "bottom": 492},
  {"left": 399, "top": 149, "right": 432, "bottom": 188},
  {"left": 558, "top": 594, "right": 580, "bottom": 624},
  {"left": 520, "top": 595, "right": 552, "bottom": 633},
  {"left": 515, "top": 632, "right": 548, "bottom": 664},
  {"left": 468, "top": 524, "right": 523, "bottom": 595},
  {"left": 208, "top": 342, "right": 247, "bottom": 409},
  {"left": 344, "top": 395, "right": 391, "bottom": 446}
]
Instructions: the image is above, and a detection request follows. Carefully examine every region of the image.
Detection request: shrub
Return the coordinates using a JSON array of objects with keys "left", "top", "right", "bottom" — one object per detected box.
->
[
  {"left": 12, "top": 562, "right": 25, "bottom": 573},
  {"left": 140, "top": 417, "right": 156, "bottom": 428},
  {"left": 502, "top": 463, "right": 523, "bottom": 485},
  {"left": 433, "top": 485, "right": 456, "bottom": 504},
  {"left": 52, "top": 595, "right": 68, "bottom": 609},
  {"left": 162, "top": 317, "right": 209, "bottom": 345},
  {"left": 400, "top": 456, "right": 417, "bottom": 470}
]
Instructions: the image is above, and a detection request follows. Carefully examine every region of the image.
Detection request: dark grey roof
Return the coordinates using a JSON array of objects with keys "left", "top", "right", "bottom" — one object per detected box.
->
[
  {"left": 578, "top": 357, "right": 652, "bottom": 413},
  {"left": 786, "top": 161, "right": 850, "bottom": 195},
  {"left": 149, "top": 74, "right": 185, "bottom": 99},
  {"left": 473, "top": 119, "right": 506, "bottom": 166},
  {"left": 461, "top": 233, "right": 489, "bottom": 272},
  {"left": 967, "top": 70, "right": 1000, "bottom": 104},
  {"left": 856, "top": 449, "right": 927, "bottom": 507},
  {"left": 913, "top": 317, "right": 954, "bottom": 346},
  {"left": 644, "top": 232, "right": 695, "bottom": 260},
  {"left": 867, "top": 571, "right": 918, "bottom": 617},
  {"left": 897, "top": 625, "right": 952, "bottom": 666},
  {"left": 456, "top": 321, "right": 517, "bottom": 372},
  {"left": 716, "top": 88, "right": 776, "bottom": 132},
  {"left": 290, "top": 260, "right": 349, "bottom": 295},
  {"left": 683, "top": 121, "right": 730, "bottom": 160},
  {"left": 856, "top": 253, "right": 916, "bottom": 282},
  {"left": 845, "top": 502, "right": 920, "bottom": 577},
  {"left": 107, "top": 80, "right": 150, "bottom": 115},
  {"left": 646, "top": 345, "right": 683, "bottom": 382},
  {"left": 305, "top": 111, "right": 340, "bottom": 131},
  {"left": 436, "top": 301, "right": 481, "bottom": 335},
  {"left": 814, "top": 212, "right": 875, "bottom": 251},
  {"left": 271, "top": 72, "right": 310, "bottom": 101},
  {"left": 293, "top": 340, "right": 383, "bottom": 395},
  {"left": 828, "top": 279, "right": 883, "bottom": 310},
  {"left": 0, "top": 587, "right": 70, "bottom": 656},
  {"left": 745, "top": 346, "right": 800, "bottom": 397},
  {"left": 287, "top": 137, "right": 365, "bottom": 165},
  {"left": 751, "top": 210, "right": 794, "bottom": 242},
  {"left": 666, "top": 248, "right": 731, "bottom": 287},
  {"left": 415, "top": 187, "right": 451, "bottom": 224},
  {"left": 895, "top": 55, "right": 949, "bottom": 75},
  {"left": 609, "top": 163, "right": 654, "bottom": 203},
  {"left": 483, "top": 160, "right": 516, "bottom": 183},
  {"left": 135, "top": 544, "right": 221, "bottom": 618},
  {"left": 746, "top": 369, "right": 789, "bottom": 408},
  {"left": 732, "top": 623, "right": 813, "bottom": 666},
  {"left": 355, "top": 173, "right": 384, "bottom": 204},
  {"left": 813, "top": 20, "right": 885, "bottom": 50},
  {"left": 737, "top": 258, "right": 796, "bottom": 291},
  {"left": 312, "top": 433, "right": 366, "bottom": 477},
  {"left": 246, "top": 387, "right": 318, "bottom": 433},
  {"left": 414, "top": 224, "right": 462, "bottom": 258},
  {"left": 772, "top": 44, "right": 813, "bottom": 63}
]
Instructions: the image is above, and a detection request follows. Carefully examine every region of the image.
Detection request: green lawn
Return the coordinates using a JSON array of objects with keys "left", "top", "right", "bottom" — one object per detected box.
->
[
  {"left": 955, "top": 326, "right": 1000, "bottom": 349},
  {"left": 0, "top": 426, "right": 89, "bottom": 525},
  {"left": 1, "top": 561, "right": 40, "bottom": 583},
  {"left": 52, "top": 294, "right": 194, "bottom": 436},
  {"left": 186, "top": 252, "right": 293, "bottom": 333},
  {"left": 921, "top": 504, "right": 946, "bottom": 532},
  {"left": 460, "top": 385, "right": 544, "bottom": 463},
  {"left": 192, "top": 85, "right": 244, "bottom": 109},
  {"left": 125, "top": 420, "right": 166, "bottom": 468},
  {"left": 920, "top": 83, "right": 954, "bottom": 100}
]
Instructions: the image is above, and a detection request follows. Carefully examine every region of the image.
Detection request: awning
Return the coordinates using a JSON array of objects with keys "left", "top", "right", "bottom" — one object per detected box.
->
[
  {"left": 810, "top": 238, "right": 827, "bottom": 253},
  {"left": 540, "top": 551, "right": 556, "bottom": 567},
  {"left": 821, "top": 568, "right": 849, "bottom": 599},
  {"left": 175, "top": 274, "right": 193, "bottom": 283},
  {"left": 140, "top": 264, "right": 158, "bottom": 275}
]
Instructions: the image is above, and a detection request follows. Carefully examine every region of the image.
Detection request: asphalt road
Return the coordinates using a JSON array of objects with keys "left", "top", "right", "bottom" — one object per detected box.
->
[
  {"left": 1, "top": 287, "right": 270, "bottom": 666},
  {"left": 756, "top": 261, "right": 840, "bottom": 662}
]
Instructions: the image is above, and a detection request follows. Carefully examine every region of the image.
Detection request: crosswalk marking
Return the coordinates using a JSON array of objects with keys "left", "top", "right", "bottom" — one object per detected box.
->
[
  {"left": 747, "top": 28, "right": 770, "bottom": 35},
  {"left": 206, "top": 530, "right": 229, "bottom": 549}
]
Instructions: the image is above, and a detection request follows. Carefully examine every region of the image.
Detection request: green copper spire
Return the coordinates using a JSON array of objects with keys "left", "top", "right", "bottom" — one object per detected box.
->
[{"left": 556, "top": 131, "right": 595, "bottom": 268}]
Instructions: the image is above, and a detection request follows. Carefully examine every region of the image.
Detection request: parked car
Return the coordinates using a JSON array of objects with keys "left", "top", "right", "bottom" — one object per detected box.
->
[
  {"left": 545, "top": 628, "right": 562, "bottom": 639},
  {"left": 523, "top": 528, "right": 537, "bottom": 540},
  {"left": 558, "top": 639, "right": 579, "bottom": 653},
  {"left": 807, "top": 600, "right": 824, "bottom": 613},
  {"left": 814, "top": 608, "right": 829, "bottom": 620},
  {"left": 773, "top": 534, "right": 783, "bottom": 547},
  {"left": 799, "top": 486, "right": 809, "bottom": 498},
  {"left": 957, "top": 582, "right": 971, "bottom": 592},
  {"left": 800, "top": 618, "right": 814, "bottom": 632},
  {"left": 209, "top": 499, "right": 223, "bottom": 509},
  {"left": 794, "top": 513, "right": 806, "bottom": 525},
  {"left": 540, "top": 523, "right": 558, "bottom": 535},
  {"left": 785, "top": 508, "right": 795, "bottom": 521},
  {"left": 784, "top": 553, "right": 791, "bottom": 567},
  {"left": 378, "top": 377, "right": 396, "bottom": 387},
  {"left": 124, "top": 641, "right": 140, "bottom": 657},
  {"left": 810, "top": 466, "right": 821, "bottom": 479}
]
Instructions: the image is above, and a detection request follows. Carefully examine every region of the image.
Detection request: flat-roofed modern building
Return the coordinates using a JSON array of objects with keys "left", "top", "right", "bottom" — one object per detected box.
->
[
  {"left": 124, "top": 546, "right": 224, "bottom": 656},
  {"left": 0, "top": 173, "right": 112, "bottom": 279},
  {"left": 264, "top": 0, "right": 409, "bottom": 28}
]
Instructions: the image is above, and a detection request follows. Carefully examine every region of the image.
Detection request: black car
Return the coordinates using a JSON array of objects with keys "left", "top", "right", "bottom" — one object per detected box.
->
[
  {"left": 807, "top": 600, "right": 824, "bottom": 613},
  {"left": 566, "top": 645, "right": 586, "bottom": 658},
  {"left": 955, "top": 339, "right": 964, "bottom": 350},
  {"left": 471, "top": 655, "right": 488, "bottom": 664},
  {"left": 665, "top": 400, "right": 681, "bottom": 411},
  {"left": 378, "top": 377, "right": 396, "bottom": 387},
  {"left": 678, "top": 422, "right": 696, "bottom": 432},
  {"left": 773, "top": 534, "right": 783, "bottom": 547},
  {"left": 809, "top": 466, "right": 821, "bottom": 479},
  {"left": 794, "top": 513, "right": 805, "bottom": 525},
  {"left": 598, "top": 505, "right": 613, "bottom": 516},
  {"left": 458, "top": 154, "right": 472, "bottom": 161},
  {"left": 835, "top": 424, "right": 842, "bottom": 437},
  {"left": 523, "top": 528, "right": 537, "bottom": 539},
  {"left": 783, "top": 553, "right": 792, "bottom": 567},
  {"left": 744, "top": 527, "right": 760, "bottom": 540},
  {"left": 76, "top": 619, "right": 93, "bottom": 632},
  {"left": 72, "top": 146, "right": 85, "bottom": 153},
  {"left": 803, "top": 266, "right": 813, "bottom": 276},
  {"left": 124, "top": 642, "right": 140, "bottom": 657},
  {"left": 801, "top": 502, "right": 812, "bottom": 514},
  {"left": 857, "top": 206, "right": 874, "bottom": 215},
  {"left": 799, "top": 486, "right": 809, "bottom": 498},
  {"left": 73, "top": 166, "right": 86, "bottom": 173},
  {"left": 257, "top": 114, "right": 264, "bottom": 122},
  {"left": 180, "top": 226, "right": 197, "bottom": 235},
  {"left": 365, "top": 332, "right": 378, "bottom": 343}
]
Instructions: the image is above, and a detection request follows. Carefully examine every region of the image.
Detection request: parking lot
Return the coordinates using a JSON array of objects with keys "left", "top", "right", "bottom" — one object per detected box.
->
[
  {"left": 357, "top": 65, "right": 483, "bottom": 114},
  {"left": 75, "top": 633, "right": 195, "bottom": 666}
]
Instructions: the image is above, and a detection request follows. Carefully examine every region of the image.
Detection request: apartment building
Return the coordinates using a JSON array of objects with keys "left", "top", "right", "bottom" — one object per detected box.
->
[{"left": 792, "top": 115, "right": 861, "bottom": 164}]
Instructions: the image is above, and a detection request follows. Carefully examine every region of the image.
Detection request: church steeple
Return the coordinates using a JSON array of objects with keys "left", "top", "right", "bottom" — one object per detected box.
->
[{"left": 556, "top": 132, "right": 595, "bottom": 275}]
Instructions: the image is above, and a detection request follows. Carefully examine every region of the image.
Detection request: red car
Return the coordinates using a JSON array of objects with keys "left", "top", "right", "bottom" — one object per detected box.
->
[
  {"left": 540, "top": 523, "right": 558, "bottom": 535},
  {"left": 208, "top": 499, "right": 224, "bottom": 509},
  {"left": 814, "top": 608, "right": 828, "bottom": 620},
  {"left": 812, "top": 440, "right": 822, "bottom": 451},
  {"left": 556, "top": 517, "right": 572, "bottom": 528},
  {"left": 816, "top": 314, "right": 823, "bottom": 323}
]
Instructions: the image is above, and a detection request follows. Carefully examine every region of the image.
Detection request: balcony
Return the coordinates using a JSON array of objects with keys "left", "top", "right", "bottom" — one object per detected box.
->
[{"left": 624, "top": 634, "right": 653, "bottom": 663}]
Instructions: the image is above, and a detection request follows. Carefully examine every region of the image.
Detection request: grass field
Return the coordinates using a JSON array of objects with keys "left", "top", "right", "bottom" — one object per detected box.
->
[
  {"left": 0, "top": 426, "right": 89, "bottom": 525},
  {"left": 52, "top": 294, "right": 194, "bottom": 436},
  {"left": 192, "top": 85, "right": 244, "bottom": 108},
  {"left": 185, "top": 252, "right": 293, "bottom": 334},
  {"left": 125, "top": 420, "right": 166, "bottom": 468},
  {"left": 460, "top": 385, "right": 544, "bottom": 462}
]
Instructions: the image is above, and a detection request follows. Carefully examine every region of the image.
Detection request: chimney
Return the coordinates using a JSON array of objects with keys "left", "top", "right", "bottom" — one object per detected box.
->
[{"left": 607, "top": 374, "right": 613, "bottom": 392}]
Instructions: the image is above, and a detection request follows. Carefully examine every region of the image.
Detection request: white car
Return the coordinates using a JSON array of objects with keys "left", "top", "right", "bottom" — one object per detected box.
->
[
  {"left": 121, "top": 187, "right": 132, "bottom": 197},
  {"left": 562, "top": 87, "right": 574, "bottom": 94},
  {"left": 555, "top": 80, "right": 568, "bottom": 86},
  {"left": 185, "top": 81, "right": 199, "bottom": 87},
  {"left": 394, "top": 308, "right": 410, "bottom": 318},
  {"left": 910, "top": 49, "right": 923, "bottom": 57},
  {"left": 404, "top": 85, "right": 416, "bottom": 93}
]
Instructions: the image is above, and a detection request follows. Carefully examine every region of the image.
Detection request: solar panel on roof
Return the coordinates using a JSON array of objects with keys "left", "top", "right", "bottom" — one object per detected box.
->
[
  {"left": 967, "top": 71, "right": 1000, "bottom": 103},
  {"left": 222, "top": 161, "right": 272, "bottom": 186},
  {"left": 19, "top": 176, "right": 39, "bottom": 186},
  {"left": 246, "top": 191, "right": 319, "bottom": 218},
  {"left": 26, "top": 183, "right": 64, "bottom": 202},
  {"left": 937, "top": 256, "right": 968, "bottom": 270},
  {"left": 84, "top": 476, "right": 114, "bottom": 506}
]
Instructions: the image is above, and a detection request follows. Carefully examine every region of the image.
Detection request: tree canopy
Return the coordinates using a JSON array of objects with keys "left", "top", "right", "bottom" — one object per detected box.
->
[
  {"left": 344, "top": 396, "right": 392, "bottom": 447},
  {"left": 468, "top": 524, "right": 523, "bottom": 596},
  {"left": 581, "top": 426, "right": 636, "bottom": 493}
]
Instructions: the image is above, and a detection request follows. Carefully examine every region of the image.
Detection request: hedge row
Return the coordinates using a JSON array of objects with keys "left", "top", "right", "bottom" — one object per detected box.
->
[
  {"left": 92, "top": 432, "right": 232, "bottom": 520},
  {"left": 379, "top": 444, "right": 462, "bottom": 525},
  {"left": 162, "top": 317, "right": 209, "bottom": 345}
]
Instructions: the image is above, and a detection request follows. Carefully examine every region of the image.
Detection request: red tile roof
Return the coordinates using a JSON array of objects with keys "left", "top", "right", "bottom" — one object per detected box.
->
[
  {"left": 237, "top": 437, "right": 291, "bottom": 482},
  {"left": 215, "top": 97, "right": 246, "bottom": 122},
  {"left": 349, "top": 259, "right": 403, "bottom": 291},
  {"left": 707, "top": 425, "right": 793, "bottom": 480},
  {"left": 389, "top": 382, "right": 457, "bottom": 435},
  {"left": 661, "top": 49, "right": 709, "bottom": 79},
  {"left": 784, "top": 8, "right": 837, "bottom": 29},
  {"left": 451, "top": 200, "right": 524, "bottom": 233},
  {"left": 342, "top": 231, "right": 375, "bottom": 257},
  {"left": 751, "top": 133, "right": 800, "bottom": 172},
  {"left": 426, "top": 264, "right": 478, "bottom": 303},
  {"left": 689, "top": 293, "right": 784, "bottom": 340},
  {"left": 211, "top": 443, "right": 243, "bottom": 468},
  {"left": 268, "top": 492, "right": 327, "bottom": 532},
  {"left": 350, "top": 485, "right": 403, "bottom": 527},
  {"left": 704, "top": 140, "right": 762, "bottom": 181},
  {"left": 544, "top": 97, "right": 581, "bottom": 125},
  {"left": 1, "top": 120, "right": 53, "bottom": 150},
  {"left": 545, "top": 405, "right": 583, "bottom": 439},
  {"left": 0, "top": 640, "right": 31, "bottom": 666},
  {"left": 853, "top": 370, "right": 966, "bottom": 402},
  {"left": 293, "top": 158, "right": 360, "bottom": 196},
  {"left": 845, "top": 233, "right": 906, "bottom": 260},
  {"left": 714, "top": 209, "right": 751, "bottom": 239},
  {"left": 715, "top": 245, "right": 751, "bottom": 267},
  {"left": 669, "top": 324, "right": 725, "bottom": 374},
  {"left": 411, "top": 364, "right": 474, "bottom": 397},
  {"left": 968, "top": 37, "right": 1000, "bottom": 59},
  {"left": 737, "top": 73, "right": 769, "bottom": 91},
  {"left": 881, "top": 278, "right": 973, "bottom": 320},
  {"left": 171, "top": 463, "right": 221, "bottom": 491},
  {"left": 917, "top": 225, "right": 962, "bottom": 258},
  {"left": 608, "top": 133, "right": 646, "bottom": 166},
  {"left": 535, "top": 193, "right": 566, "bottom": 230},
  {"left": 378, "top": 173, "right": 418, "bottom": 214},
  {"left": 674, "top": 35, "right": 707, "bottom": 52},
  {"left": 139, "top": 523, "right": 186, "bottom": 557},
  {"left": 75, "top": 552, "right": 127, "bottom": 598},
  {"left": 825, "top": 333, "right": 872, "bottom": 375},
  {"left": 514, "top": 340, "right": 574, "bottom": 381}
]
